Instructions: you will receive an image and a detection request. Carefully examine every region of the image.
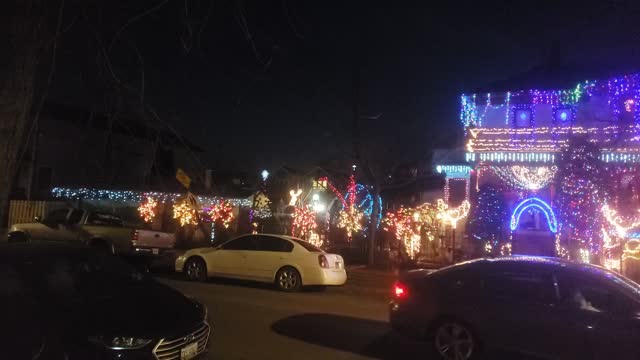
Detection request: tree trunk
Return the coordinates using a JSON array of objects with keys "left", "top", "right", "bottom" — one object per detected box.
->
[
  {"left": 368, "top": 185, "right": 380, "bottom": 265},
  {"left": 0, "top": 1, "right": 55, "bottom": 227}
]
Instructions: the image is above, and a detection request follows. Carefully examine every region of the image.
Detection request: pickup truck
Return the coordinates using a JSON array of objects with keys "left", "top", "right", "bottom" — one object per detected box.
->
[{"left": 8, "top": 208, "right": 175, "bottom": 257}]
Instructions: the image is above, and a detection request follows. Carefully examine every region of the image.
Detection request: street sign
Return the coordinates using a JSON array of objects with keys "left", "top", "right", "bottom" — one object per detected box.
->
[{"left": 176, "top": 168, "right": 191, "bottom": 189}]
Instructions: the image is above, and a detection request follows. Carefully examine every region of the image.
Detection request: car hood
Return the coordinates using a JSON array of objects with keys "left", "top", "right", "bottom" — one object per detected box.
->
[
  {"left": 74, "top": 280, "right": 204, "bottom": 339},
  {"left": 11, "top": 222, "right": 46, "bottom": 232}
]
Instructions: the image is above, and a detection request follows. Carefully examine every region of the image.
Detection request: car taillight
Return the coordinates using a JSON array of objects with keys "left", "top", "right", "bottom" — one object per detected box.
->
[
  {"left": 131, "top": 230, "right": 139, "bottom": 246},
  {"left": 393, "top": 281, "right": 408, "bottom": 299},
  {"left": 318, "top": 254, "right": 329, "bottom": 268}
]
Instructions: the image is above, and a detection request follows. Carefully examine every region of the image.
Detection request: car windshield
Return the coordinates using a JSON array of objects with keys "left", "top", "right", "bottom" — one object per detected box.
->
[{"left": 289, "top": 238, "right": 323, "bottom": 252}]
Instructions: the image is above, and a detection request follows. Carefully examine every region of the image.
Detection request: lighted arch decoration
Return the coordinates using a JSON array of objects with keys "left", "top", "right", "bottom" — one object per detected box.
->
[{"left": 510, "top": 197, "right": 558, "bottom": 233}]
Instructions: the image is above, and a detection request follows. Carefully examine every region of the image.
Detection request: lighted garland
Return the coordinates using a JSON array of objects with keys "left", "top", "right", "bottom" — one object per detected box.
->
[
  {"left": 491, "top": 165, "right": 557, "bottom": 190},
  {"left": 436, "top": 199, "right": 470, "bottom": 229},
  {"left": 137, "top": 197, "right": 157, "bottom": 223},
  {"left": 600, "top": 203, "right": 640, "bottom": 270},
  {"left": 51, "top": 187, "right": 250, "bottom": 207},
  {"left": 292, "top": 207, "right": 317, "bottom": 239}
]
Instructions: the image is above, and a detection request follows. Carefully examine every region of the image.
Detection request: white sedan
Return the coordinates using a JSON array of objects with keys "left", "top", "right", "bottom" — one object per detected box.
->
[{"left": 175, "top": 234, "right": 346, "bottom": 291}]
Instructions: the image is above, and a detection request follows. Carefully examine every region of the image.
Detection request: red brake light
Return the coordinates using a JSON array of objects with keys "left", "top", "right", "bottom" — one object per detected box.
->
[
  {"left": 393, "top": 281, "right": 408, "bottom": 298},
  {"left": 318, "top": 254, "right": 329, "bottom": 268}
]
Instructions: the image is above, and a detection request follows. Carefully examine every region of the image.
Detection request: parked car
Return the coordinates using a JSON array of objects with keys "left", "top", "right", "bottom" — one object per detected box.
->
[
  {"left": 390, "top": 256, "right": 640, "bottom": 360},
  {"left": 0, "top": 241, "right": 210, "bottom": 360},
  {"left": 175, "top": 234, "right": 346, "bottom": 291},
  {"left": 8, "top": 208, "right": 175, "bottom": 257}
]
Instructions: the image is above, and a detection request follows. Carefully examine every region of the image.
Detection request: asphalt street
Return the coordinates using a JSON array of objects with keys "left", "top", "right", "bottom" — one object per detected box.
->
[{"left": 157, "top": 275, "right": 433, "bottom": 360}]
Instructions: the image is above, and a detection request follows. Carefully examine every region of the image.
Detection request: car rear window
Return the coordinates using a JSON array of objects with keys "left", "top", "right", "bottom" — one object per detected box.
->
[
  {"left": 87, "top": 212, "right": 124, "bottom": 227},
  {"left": 290, "top": 238, "right": 322, "bottom": 252}
]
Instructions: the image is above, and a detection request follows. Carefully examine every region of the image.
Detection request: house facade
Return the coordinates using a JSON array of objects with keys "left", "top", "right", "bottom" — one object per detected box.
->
[{"left": 438, "top": 73, "right": 640, "bottom": 271}]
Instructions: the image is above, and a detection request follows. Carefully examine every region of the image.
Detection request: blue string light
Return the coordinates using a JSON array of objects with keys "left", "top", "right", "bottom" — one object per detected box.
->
[
  {"left": 343, "top": 184, "right": 383, "bottom": 227},
  {"left": 510, "top": 197, "right": 558, "bottom": 233}
]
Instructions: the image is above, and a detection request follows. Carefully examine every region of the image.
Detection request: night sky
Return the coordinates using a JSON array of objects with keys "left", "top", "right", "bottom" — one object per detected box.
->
[{"left": 48, "top": 0, "right": 640, "bottom": 173}]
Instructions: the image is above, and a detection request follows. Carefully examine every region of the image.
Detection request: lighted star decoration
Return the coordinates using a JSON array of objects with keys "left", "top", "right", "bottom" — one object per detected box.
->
[
  {"left": 208, "top": 200, "right": 234, "bottom": 228},
  {"left": 337, "top": 206, "right": 364, "bottom": 240},
  {"left": 292, "top": 207, "right": 317, "bottom": 239},
  {"left": 289, "top": 189, "right": 303, "bottom": 206},
  {"left": 492, "top": 165, "right": 557, "bottom": 190},
  {"left": 138, "top": 197, "right": 157, "bottom": 223},
  {"left": 436, "top": 199, "right": 470, "bottom": 229},
  {"left": 173, "top": 201, "right": 198, "bottom": 227}
]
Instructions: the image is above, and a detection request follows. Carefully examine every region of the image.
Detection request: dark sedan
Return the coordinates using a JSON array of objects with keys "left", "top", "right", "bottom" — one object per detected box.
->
[
  {"left": 390, "top": 256, "right": 640, "bottom": 360},
  {"left": 0, "top": 241, "right": 211, "bottom": 360}
]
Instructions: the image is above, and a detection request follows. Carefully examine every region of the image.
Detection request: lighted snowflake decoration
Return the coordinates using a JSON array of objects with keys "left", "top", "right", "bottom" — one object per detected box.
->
[
  {"left": 208, "top": 200, "right": 234, "bottom": 228},
  {"left": 337, "top": 206, "right": 364, "bottom": 240},
  {"left": 138, "top": 196, "right": 157, "bottom": 223},
  {"left": 292, "top": 207, "right": 317, "bottom": 239},
  {"left": 173, "top": 201, "right": 198, "bottom": 226}
]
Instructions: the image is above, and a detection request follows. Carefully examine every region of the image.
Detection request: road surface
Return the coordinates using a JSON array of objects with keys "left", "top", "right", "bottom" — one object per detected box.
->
[{"left": 157, "top": 276, "right": 432, "bottom": 360}]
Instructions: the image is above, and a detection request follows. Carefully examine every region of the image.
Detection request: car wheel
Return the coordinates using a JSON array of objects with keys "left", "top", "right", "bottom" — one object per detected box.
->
[
  {"left": 433, "top": 320, "right": 478, "bottom": 360},
  {"left": 90, "top": 239, "right": 113, "bottom": 256},
  {"left": 275, "top": 266, "right": 302, "bottom": 292},
  {"left": 185, "top": 258, "right": 207, "bottom": 282}
]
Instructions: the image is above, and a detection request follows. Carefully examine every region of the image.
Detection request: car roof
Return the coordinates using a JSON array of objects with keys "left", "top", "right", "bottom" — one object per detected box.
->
[{"left": 426, "top": 256, "right": 608, "bottom": 277}]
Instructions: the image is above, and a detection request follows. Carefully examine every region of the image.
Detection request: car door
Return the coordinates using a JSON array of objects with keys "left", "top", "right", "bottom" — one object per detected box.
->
[
  {"left": 556, "top": 272, "right": 640, "bottom": 360},
  {"left": 249, "top": 236, "right": 294, "bottom": 280},
  {"left": 33, "top": 209, "right": 73, "bottom": 241},
  {"left": 478, "top": 264, "right": 577, "bottom": 359},
  {"left": 209, "top": 236, "right": 255, "bottom": 278}
]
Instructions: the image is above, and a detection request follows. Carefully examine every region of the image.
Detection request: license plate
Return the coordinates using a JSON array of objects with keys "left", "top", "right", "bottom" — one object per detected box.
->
[
  {"left": 152, "top": 248, "right": 159, "bottom": 255},
  {"left": 180, "top": 342, "right": 198, "bottom": 360}
]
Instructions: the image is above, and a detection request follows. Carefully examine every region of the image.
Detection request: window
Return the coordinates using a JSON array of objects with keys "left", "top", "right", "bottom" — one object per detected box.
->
[
  {"left": 255, "top": 236, "right": 293, "bottom": 252},
  {"left": 222, "top": 236, "right": 256, "bottom": 251},
  {"left": 483, "top": 269, "right": 557, "bottom": 305},
  {"left": 289, "top": 238, "right": 323, "bottom": 252},
  {"left": 559, "top": 275, "right": 627, "bottom": 314},
  {"left": 68, "top": 210, "right": 83, "bottom": 225},
  {"left": 45, "top": 209, "right": 69, "bottom": 225},
  {"left": 86, "top": 212, "right": 123, "bottom": 227}
]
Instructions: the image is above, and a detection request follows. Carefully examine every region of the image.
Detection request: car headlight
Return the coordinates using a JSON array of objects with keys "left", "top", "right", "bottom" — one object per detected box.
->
[{"left": 90, "top": 336, "right": 152, "bottom": 350}]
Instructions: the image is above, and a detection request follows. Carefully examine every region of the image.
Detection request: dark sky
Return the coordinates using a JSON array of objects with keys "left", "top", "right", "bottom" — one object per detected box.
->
[{"left": 48, "top": 0, "right": 640, "bottom": 173}]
